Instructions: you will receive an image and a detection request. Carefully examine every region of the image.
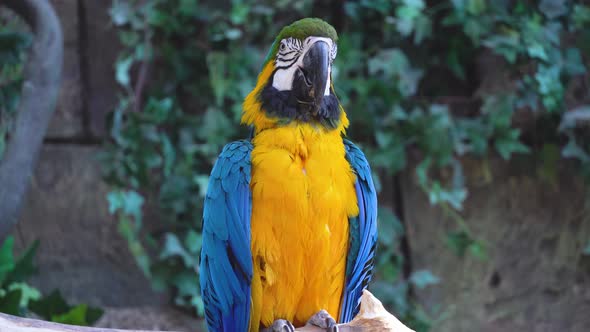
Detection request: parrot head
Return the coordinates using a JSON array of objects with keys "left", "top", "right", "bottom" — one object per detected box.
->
[{"left": 243, "top": 18, "right": 347, "bottom": 132}]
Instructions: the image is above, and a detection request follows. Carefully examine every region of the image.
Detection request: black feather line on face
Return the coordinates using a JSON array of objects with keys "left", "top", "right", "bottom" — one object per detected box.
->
[{"left": 259, "top": 74, "right": 341, "bottom": 129}]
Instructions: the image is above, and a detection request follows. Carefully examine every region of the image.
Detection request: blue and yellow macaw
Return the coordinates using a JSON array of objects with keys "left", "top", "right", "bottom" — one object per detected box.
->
[{"left": 199, "top": 18, "right": 377, "bottom": 332}]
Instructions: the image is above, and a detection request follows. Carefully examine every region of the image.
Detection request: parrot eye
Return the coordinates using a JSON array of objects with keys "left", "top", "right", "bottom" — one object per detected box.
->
[
  {"left": 280, "top": 42, "right": 286, "bottom": 51},
  {"left": 330, "top": 44, "right": 337, "bottom": 62}
]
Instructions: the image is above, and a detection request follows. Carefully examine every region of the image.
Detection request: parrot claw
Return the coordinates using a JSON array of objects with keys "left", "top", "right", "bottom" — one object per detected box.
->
[
  {"left": 264, "top": 319, "right": 295, "bottom": 332},
  {"left": 305, "top": 309, "right": 339, "bottom": 331}
]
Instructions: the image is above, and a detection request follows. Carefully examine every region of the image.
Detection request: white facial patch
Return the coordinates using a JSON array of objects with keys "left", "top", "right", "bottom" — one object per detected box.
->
[{"left": 272, "top": 36, "right": 337, "bottom": 96}]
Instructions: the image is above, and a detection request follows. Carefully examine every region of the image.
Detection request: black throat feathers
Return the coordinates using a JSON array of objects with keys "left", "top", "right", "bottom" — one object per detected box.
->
[{"left": 259, "top": 75, "right": 342, "bottom": 129}]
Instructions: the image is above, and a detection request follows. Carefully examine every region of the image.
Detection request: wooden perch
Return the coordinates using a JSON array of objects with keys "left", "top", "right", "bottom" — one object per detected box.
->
[
  {"left": 0, "top": 291, "right": 414, "bottom": 332},
  {"left": 296, "top": 290, "right": 415, "bottom": 332}
]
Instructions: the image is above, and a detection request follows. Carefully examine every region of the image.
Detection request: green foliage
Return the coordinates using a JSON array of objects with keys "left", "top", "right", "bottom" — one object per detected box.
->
[
  {"left": 446, "top": 230, "right": 486, "bottom": 259},
  {"left": 0, "top": 14, "right": 30, "bottom": 159},
  {"left": 103, "top": 1, "right": 589, "bottom": 330},
  {"left": 0, "top": 236, "right": 103, "bottom": 325},
  {"left": 0, "top": 236, "right": 39, "bottom": 315},
  {"left": 29, "top": 290, "right": 103, "bottom": 326}
]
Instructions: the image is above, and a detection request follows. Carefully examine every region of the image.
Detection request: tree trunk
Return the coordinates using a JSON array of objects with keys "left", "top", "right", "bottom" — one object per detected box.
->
[{"left": 0, "top": 0, "right": 63, "bottom": 241}]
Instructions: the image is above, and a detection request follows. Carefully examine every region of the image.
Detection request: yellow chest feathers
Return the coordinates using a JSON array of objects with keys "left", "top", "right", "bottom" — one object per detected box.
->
[
  {"left": 250, "top": 122, "right": 358, "bottom": 221},
  {"left": 248, "top": 123, "right": 359, "bottom": 329}
]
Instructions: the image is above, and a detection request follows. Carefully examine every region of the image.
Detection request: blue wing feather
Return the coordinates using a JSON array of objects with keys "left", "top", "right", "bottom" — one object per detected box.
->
[
  {"left": 200, "top": 140, "right": 253, "bottom": 332},
  {"left": 340, "top": 139, "right": 378, "bottom": 323}
]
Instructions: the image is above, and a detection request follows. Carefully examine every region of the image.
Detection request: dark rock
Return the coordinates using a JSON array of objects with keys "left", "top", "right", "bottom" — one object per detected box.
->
[
  {"left": 403, "top": 155, "right": 590, "bottom": 331},
  {"left": 13, "top": 145, "right": 166, "bottom": 307}
]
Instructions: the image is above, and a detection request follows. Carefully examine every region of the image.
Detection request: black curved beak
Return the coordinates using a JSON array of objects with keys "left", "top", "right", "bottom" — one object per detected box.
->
[{"left": 293, "top": 41, "right": 330, "bottom": 109}]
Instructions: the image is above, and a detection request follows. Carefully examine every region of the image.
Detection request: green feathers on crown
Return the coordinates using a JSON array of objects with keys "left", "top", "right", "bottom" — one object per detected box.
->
[{"left": 262, "top": 18, "right": 338, "bottom": 65}]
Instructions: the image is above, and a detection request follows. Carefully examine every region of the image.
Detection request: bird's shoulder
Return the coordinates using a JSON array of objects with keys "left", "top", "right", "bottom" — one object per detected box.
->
[
  {"left": 204, "top": 140, "right": 253, "bottom": 204},
  {"left": 209, "top": 140, "right": 253, "bottom": 181},
  {"left": 343, "top": 138, "right": 371, "bottom": 177}
]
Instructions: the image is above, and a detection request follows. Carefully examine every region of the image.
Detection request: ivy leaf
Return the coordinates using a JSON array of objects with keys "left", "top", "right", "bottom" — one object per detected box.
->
[
  {"left": 171, "top": 271, "right": 200, "bottom": 306},
  {"left": 572, "top": 5, "right": 590, "bottom": 28},
  {"left": 0, "top": 289, "right": 22, "bottom": 315},
  {"left": 107, "top": 190, "right": 144, "bottom": 221},
  {"left": 230, "top": 3, "right": 249, "bottom": 25},
  {"left": 526, "top": 43, "right": 548, "bottom": 61},
  {"left": 398, "top": 68, "right": 424, "bottom": 97},
  {"left": 409, "top": 270, "right": 440, "bottom": 289},
  {"left": 446, "top": 231, "right": 487, "bottom": 259},
  {"left": 395, "top": 0, "right": 426, "bottom": 37},
  {"left": 543, "top": 22, "right": 561, "bottom": 45},
  {"left": 0, "top": 236, "right": 16, "bottom": 286},
  {"left": 29, "top": 290, "right": 70, "bottom": 320},
  {"left": 0, "top": 31, "right": 31, "bottom": 64},
  {"left": 535, "top": 65, "right": 563, "bottom": 112},
  {"left": 559, "top": 105, "right": 590, "bottom": 131},
  {"left": 51, "top": 305, "right": 88, "bottom": 325},
  {"left": 198, "top": 108, "right": 235, "bottom": 147},
  {"left": 539, "top": 0, "right": 568, "bottom": 19},
  {"left": 3, "top": 240, "right": 39, "bottom": 286},
  {"left": 468, "top": 241, "right": 487, "bottom": 260},
  {"left": 184, "top": 230, "right": 202, "bottom": 254},
  {"left": 109, "top": 0, "right": 132, "bottom": 26},
  {"left": 368, "top": 48, "right": 405, "bottom": 77},
  {"left": 115, "top": 56, "right": 134, "bottom": 87},
  {"left": 445, "top": 230, "right": 472, "bottom": 257},
  {"left": 450, "top": 0, "right": 466, "bottom": 10},
  {"left": 224, "top": 28, "right": 243, "bottom": 40},
  {"left": 86, "top": 306, "right": 104, "bottom": 326},
  {"left": 160, "top": 233, "right": 195, "bottom": 267},
  {"left": 391, "top": 104, "right": 408, "bottom": 120},
  {"left": 179, "top": 0, "right": 199, "bottom": 17},
  {"left": 495, "top": 139, "right": 530, "bottom": 160},
  {"left": 7, "top": 282, "right": 41, "bottom": 308},
  {"left": 495, "top": 129, "right": 530, "bottom": 160},
  {"left": 191, "top": 295, "right": 205, "bottom": 317},
  {"left": 144, "top": 98, "right": 173, "bottom": 124},
  {"left": 466, "top": 0, "right": 486, "bottom": 15},
  {"left": 51, "top": 304, "right": 103, "bottom": 326},
  {"left": 482, "top": 35, "right": 520, "bottom": 63},
  {"left": 30, "top": 290, "right": 101, "bottom": 325},
  {"left": 463, "top": 18, "right": 487, "bottom": 43},
  {"left": 413, "top": 15, "right": 432, "bottom": 44},
  {"left": 428, "top": 182, "right": 467, "bottom": 210},
  {"left": 368, "top": 49, "right": 423, "bottom": 96},
  {"left": 193, "top": 175, "right": 209, "bottom": 198},
  {"left": 562, "top": 138, "right": 590, "bottom": 163},
  {"left": 375, "top": 131, "right": 394, "bottom": 148},
  {"left": 564, "top": 48, "right": 586, "bottom": 76}
]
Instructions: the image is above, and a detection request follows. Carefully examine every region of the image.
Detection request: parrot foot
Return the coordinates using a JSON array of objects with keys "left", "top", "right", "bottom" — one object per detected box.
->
[
  {"left": 262, "top": 319, "right": 296, "bottom": 332},
  {"left": 305, "top": 309, "right": 339, "bottom": 331}
]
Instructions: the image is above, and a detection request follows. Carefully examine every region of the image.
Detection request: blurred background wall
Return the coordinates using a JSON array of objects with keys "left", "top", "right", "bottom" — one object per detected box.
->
[
  {"left": 11, "top": 0, "right": 182, "bottom": 328},
  {"left": 5, "top": 1, "right": 590, "bottom": 331}
]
